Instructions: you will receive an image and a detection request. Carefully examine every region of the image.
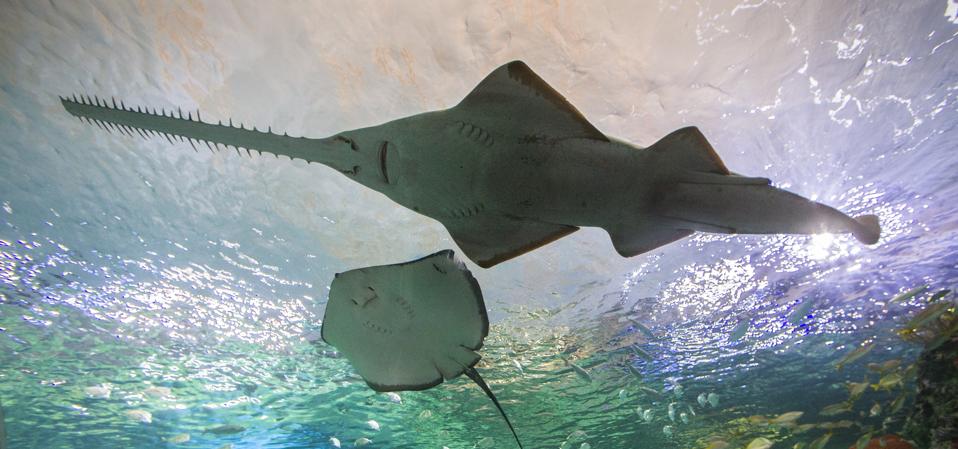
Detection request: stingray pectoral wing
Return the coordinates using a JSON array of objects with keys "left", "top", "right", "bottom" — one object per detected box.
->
[
  {"left": 441, "top": 215, "right": 579, "bottom": 268},
  {"left": 454, "top": 61, "right": 609, "bottom": 142}
]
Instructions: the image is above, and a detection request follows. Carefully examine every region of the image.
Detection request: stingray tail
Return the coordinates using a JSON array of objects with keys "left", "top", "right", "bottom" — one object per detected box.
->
[{"left": 463, "top": 366, "right": 523, "bottom": 449}]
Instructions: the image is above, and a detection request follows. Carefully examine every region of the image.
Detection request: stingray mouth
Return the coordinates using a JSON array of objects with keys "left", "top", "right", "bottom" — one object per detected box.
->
[
  {"left": 362, "top": 319, "right": 393, "bottom": 335},
  {"left": 378, "top": 141, "right": 390, "bottom": 183}
]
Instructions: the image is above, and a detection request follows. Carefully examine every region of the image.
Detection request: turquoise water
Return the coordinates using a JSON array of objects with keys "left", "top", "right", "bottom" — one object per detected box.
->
[{"left": 2, "top": 1, "right": 958, "bottom": 448}]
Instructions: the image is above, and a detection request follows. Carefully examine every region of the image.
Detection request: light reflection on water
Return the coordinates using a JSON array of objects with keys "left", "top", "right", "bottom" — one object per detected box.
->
[{"left": 4, "top": 185, "right": 952, "bottom": 448}]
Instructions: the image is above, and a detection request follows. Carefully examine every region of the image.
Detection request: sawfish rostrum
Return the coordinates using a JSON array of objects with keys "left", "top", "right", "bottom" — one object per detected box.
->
[
  {"left": 321, "top": 250, "right": 523, "bottom": 448},
  {"left": 61, "top": 61, "right": 881, "bottom": 267}
]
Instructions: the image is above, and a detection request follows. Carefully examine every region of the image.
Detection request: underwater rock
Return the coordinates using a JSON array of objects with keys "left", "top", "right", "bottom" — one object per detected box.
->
[
  {"left": 848, "top": 434, "right": 915, "bottom": 449},
  {"left": 903, "top": 337, "right": 958, "bottom": 449}
]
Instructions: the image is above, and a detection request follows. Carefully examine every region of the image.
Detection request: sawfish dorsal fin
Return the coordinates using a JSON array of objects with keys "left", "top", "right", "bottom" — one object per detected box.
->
[{"left": 456, "top": 61, "right": 609, "bottom": 143}]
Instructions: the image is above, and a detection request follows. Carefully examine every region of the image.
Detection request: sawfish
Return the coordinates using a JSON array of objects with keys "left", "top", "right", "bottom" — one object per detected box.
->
[{"left": 61, "top": 60, "right": 881, "bottom": 267}]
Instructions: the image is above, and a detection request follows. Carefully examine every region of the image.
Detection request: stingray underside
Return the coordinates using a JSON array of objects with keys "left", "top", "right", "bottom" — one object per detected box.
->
[{"left": 321, "top": 250, "right": 489, "bottom": 391}]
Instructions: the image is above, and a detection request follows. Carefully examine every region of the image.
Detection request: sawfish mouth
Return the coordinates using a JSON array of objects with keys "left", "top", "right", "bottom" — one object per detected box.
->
[{"left": 378, "top": 141, "right": 390, "bottom": 184}]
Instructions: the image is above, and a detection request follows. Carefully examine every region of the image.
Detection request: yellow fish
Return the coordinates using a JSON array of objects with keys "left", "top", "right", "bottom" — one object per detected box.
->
[
  {"left": 746, "top": 437, "right": 773, "bottom": 449},
  {"left": 820, "top": 402, "right": 852, "bottom": 416},
  {"left": 835, "top": 342, "right": 875, "bottom": 371},
  {"left": 808, "top": 432, "right": 832, "bottom": 449},
  {"left": 872, "top": 372, "right": 903, "bottom": 391},
  {"left": 770, "top": 411, "right": 804, "bottom": 425}
]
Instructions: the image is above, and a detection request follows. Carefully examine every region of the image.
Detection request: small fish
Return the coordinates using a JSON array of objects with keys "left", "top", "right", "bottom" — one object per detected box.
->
[
  {"left": 366, "top": 420, "right": 380, "bottom": 431},
  {"left": 730, "top": 319, "right": 750, "bottom": 341},
  {"left": 143, "top": 386, "right": 172, "bottom": 399},
  {"left": 889, "top": 285, "right": 928, "bottom": 303},
  {"left": 627, "top": 364, "right": 643, "bottom": 380},
  {"left": 564, "top": 358, "right": 593, "bottom": 383},
  {"left": 704, "top": 439, "right": 730, "bottom": 449},
  {"left": 579, "top": 444, "right": 591, "bottom": 449},
  {"left": 631, "top": 346, "right": 653, "bottom": 361},
  {"left": 639, "top": 386, "right": 661, "bottom": 396},
  {"left": 925, "top": 319, "right": 958, "bottom": 351},
  {"left": 662, "top": 425, "right": 673, "bottom": 438},
  {"left": 847, "top": 380, "right": 869, "bottom": 402},
  {"left": 889, "top": 393, "right": 907, "bottom": 414},
  {"left": 385, "top": 392, "right": 402, "bottom": 404},
  {"left": 687, "top": 404, "right": 697, "bottom": 417},
  {"left": 564, "top": 430, "right": 587, "bottom": 443},
  {"left": 329, "top": 437, "right": 341, "bottom": 448},
  {"left": 834, "top": 341, "right": 875, "bottom": 371},
  {"left": 770, "top": 411, "right": 804, "bottom": 425},
  {"left": 867, "top": 359, "right": 901, "bottom": 374},
  {"left": 807, "top": 432, "right": 832, "bottom": 449},
  {"left": 642, "top": 409, "right": 654, "bottom": 423},
  {"left": 354, "top": 437, "right": 372, "bottom": 447},
  {"left": 899, "top": 302, "right": 952, "bottom": 333},
  {"left": 166, "top": 433, "right": 190, "bottom": 444},
  {"left": 631, "top": 320, "right": 655, "bottom": 339},
  {"left": 635, "top": 405, "right": 644, "bottom": 417},
  {"left": 872, "top": 372, "right": 903, "bottom": 391},
  {"left": 418, "top": 410, "right": 433, "bottom": 420},
  {"left": 788, "top": 299, "right": 816, "bottom": 325},
  {"left": 854, "top": 432, "right": 874, "bottom": 449},
  {"left": 927, "top": 289, "right": 951, "bottom": 302},
  {"left": 747, "top": 415, "right": 769, "bottom": 425},
  {"left": 697, "top": 393, "right": 708, "bottom": 407},
  {"left": 85, "top": 384, "right": 111, "bottom": 399},
  {"left": 672, "top": 384, "right": 684, "bottom": 398},
  {"left": 618, "top": 389, "right": 628, "bottom": 401},
  {"left": 513, "top": 359, "right": 524, "bottom": 374},
  {"left": 820, "top": 401, "right": 852, "bottom": 416},
  {"left": 869, "top": 402, "right": 882, "bottom": 417},
  {"left": 680, "top": 412, "right": 689, "bottom": 424},
  {"left": 125, "top": 409, "right": 152, "bottom": 424},
  {"left": 707, "top": 392, "right": 719, "bottom": 408},
  {"left": 746, "top": 437, "right": 773, "bottom": 449},
  {"left": 204, "top": 424, "right": 246, "bottom": 435},
  {"left": 816, "top": 420, "right": 854, "bottom": 430},
  {"left": 668, "top": 403, "right": 676, "bottom": 422}
]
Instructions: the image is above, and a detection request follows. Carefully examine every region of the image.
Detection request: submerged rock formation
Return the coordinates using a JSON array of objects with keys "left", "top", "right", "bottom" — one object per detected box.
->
[{"left": 903, "top": 338, "right": 958, "bottom": 449}]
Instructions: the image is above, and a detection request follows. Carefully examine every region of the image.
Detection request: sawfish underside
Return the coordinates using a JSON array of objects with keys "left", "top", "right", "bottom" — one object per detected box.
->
[{"left": 61, "top": 61, "right": 881, "bottom": 267}]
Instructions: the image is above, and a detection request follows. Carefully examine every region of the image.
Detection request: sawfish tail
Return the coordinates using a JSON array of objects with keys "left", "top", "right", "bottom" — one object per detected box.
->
[
  {"left": 463, "top": 366, "right": 524, "bottom": 449},
  {"left": 58, "top": 95, "right": 341, "bottom": 166}
]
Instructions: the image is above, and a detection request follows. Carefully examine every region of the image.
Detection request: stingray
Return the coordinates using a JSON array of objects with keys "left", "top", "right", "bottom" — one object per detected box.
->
[
  {"left": 61, "top": 60, "right": 881, "bottom": 267},
  {"left": 320, "top": 250, "right": 523, "bottom": 448}
]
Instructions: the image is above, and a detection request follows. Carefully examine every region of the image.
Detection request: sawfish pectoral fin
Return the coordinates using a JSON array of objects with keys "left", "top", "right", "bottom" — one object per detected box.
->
[
  {"left": 606, "top": 222, "right": 693, "bottom": 257},
  {"left": 441, "top": 215, "right": 578, "bottom": 268}
]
